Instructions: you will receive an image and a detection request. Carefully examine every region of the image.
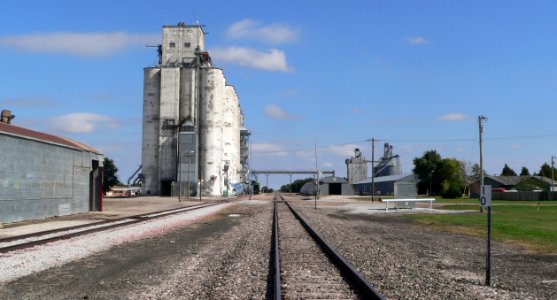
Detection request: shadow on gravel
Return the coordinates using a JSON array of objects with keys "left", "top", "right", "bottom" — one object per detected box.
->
[
  {"left": 327, "top": 212, "right": 414, "bottom": 225},
  {"left": 264, "top": 246, "right": 274, "bottom": 299},
  {"left": 264, "top": 213, "right": 277, "bottom": 300}
]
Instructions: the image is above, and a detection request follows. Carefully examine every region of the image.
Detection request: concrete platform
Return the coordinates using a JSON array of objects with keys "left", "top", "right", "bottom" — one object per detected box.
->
[
  {"left": 0, "top": 196, "right": 229, "bottom": 240},
  {"left": 299, "top": 195, "right": 476, "bottom": 215}
]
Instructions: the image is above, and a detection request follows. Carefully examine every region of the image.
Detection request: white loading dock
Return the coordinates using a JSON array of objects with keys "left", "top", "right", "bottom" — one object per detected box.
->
[{"left": 383, "top": 198, "right": 435, "bottom": 212}]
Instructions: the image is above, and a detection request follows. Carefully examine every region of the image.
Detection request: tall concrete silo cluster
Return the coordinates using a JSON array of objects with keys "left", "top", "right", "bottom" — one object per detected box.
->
[
  {"left": 375, "top": 143, "right": 401, "bottom": 177},
  {"left": 142, "top": 23, "right": 249, "bottom": 197},
  {"left": 345, "top": 148, "right": 368, "bottom": 184}
]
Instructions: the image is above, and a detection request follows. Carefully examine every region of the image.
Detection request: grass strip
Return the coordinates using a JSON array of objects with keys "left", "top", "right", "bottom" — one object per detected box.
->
[{"left": 407, "top": 203, "right": 557, "bottom": 254}]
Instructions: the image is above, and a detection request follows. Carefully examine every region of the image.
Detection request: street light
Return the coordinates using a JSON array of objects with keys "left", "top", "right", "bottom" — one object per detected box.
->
[
  {"left": 186, "top": 150, "right": 195, "bottom": 201},
  {"left": 198, "top": 178, "right": 203, "bottom": 201},
  {"left": 430, "top": 170, "right": 434, "bottom": 196}
]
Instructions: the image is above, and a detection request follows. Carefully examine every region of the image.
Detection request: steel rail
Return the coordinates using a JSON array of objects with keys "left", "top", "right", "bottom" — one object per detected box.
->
[
  {"left": 0, "top": 202, "right": 216, "bottom": 244},
  {"left": 0, "top": 202, "right": 221, "bottom": 253},
  {"left": 281, "top": 196, "right": 384, "bottom": 300},
  {"left": 272, "top": 199, "right": 282, "bottom": 300}
]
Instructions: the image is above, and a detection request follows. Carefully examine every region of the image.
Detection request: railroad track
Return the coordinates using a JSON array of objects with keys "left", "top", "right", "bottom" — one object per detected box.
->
[
  {"left": 272, "top": 193, "right": 384, "bottom": 300},
  {"left": 0, "top": 202, "right": 223, "bottom": 253}
]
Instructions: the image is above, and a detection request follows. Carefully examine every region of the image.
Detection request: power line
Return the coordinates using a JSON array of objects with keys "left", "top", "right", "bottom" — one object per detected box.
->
[{"left": 250, "top": 133, "right": 557, "bottom": 155}]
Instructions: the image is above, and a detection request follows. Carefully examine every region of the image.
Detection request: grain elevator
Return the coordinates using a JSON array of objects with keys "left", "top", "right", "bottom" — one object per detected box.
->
[{"left": 142, "top": 23, "right": 249, "bottom": 197}]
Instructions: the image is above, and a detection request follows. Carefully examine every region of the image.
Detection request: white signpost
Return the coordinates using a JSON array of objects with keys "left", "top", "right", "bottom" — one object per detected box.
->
[
  {"left": 480, "top": 184, "right": 493, "bottom": 285},
  {"left": 480, "top": 185, "right": 492, "bottom": 207}
]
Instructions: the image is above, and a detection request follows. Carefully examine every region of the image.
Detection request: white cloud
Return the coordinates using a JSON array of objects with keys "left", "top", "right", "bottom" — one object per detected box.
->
[
  {"left": 210, "top": 47, "right": 290, "bottom": 72},
  {"left": 263, "top": 105, "right": 301, "bottom": 120},
  {"left": 251, "top": 143, "right": 289, "bottom": 156},
  {"left": 295, "top": 150, "right": 314, "bottom": 161},
  {"left": 0, "top": 32, "right": 159, "bottom": 57},
  {"left": 226, "top": 19, "right": 299, "bottom": 44},
  {"left": 326, "top": 144, "right": 362, "bottom": 157},
  {"left": 438, "top": 113, "right": 470, "bottom": 122},
  {"left": 49, "top": 113, "right": 118, "bottom": 133},
  {"left": 405, "top": 36, "right": 429, "bottom": 46},
  {"left": 511, "top": 144, "right": 522, "bottom": 149}
]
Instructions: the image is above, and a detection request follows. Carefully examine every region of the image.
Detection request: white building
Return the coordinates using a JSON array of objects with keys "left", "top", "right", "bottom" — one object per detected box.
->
[{"left": 142, "top": 23, "right": 249, "bottom": 197}]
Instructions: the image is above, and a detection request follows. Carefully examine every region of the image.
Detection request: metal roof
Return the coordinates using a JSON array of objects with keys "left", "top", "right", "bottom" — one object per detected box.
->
[
  {"left": 0, "top": 122, "right": 101, "bottom": 154},
  {"left": 251, "top": 169, "right": 334, "bottom": 175},
  {"left": 485, "top": 175, "right": 555, "bottom": 186},
  {"left": 320, "top": 176, "right": 348, "bottom": 184},
  {"left": 485, "top": 175, "right": 525, "bottom": 186},
  {"left": 531, "top": 175, "right": 556, "bottom": 184},
  {"left": 353, "top": 173, "right": 416, "bottom": 185}
]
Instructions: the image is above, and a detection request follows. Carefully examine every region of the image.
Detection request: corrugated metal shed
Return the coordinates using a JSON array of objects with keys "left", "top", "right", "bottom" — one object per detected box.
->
[
  {"left": 353, "top": 173, "right": 416, "bottom": 185},
  {"left": 1, "top": 122, "right": 103, "bottom": 223},
  {"left": 353, "top": 173, "right": 417, "bottom": 196}
]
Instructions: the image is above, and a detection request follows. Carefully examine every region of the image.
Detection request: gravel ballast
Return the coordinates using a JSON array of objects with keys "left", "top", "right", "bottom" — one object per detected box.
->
[
  {"left": 0, "top": 201, "right": 272, "bottom": 299},
  {"left": 290, "top": 200, "right": 556, "bottom": 299},
  {"left": 1, "top": 195, "right": 555, "bottom": 299}
]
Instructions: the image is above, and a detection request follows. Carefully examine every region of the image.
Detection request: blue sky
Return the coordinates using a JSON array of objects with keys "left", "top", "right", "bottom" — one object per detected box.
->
[{"left": 1, "top": 1, "right": 557, "bottom": 188}]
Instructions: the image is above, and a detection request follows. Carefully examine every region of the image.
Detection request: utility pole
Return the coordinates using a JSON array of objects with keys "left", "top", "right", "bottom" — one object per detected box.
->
[
  {"left": 479, "top": 116, "right": 487, "bottom": 211},
  {"left": 549, "top": 155, "right": 555, "bottom": 198},
  {"left": 314, "top": 144, "right": 318, "bottom": 209},
  {"left": 365, "top": 138, "right": 380, "bottom": 202},
  {"left": 371, "top": 138, "right": 375, "bottom": 202},
  {"left": 478, "top": 115, "right": 491, "bottom": 286}
]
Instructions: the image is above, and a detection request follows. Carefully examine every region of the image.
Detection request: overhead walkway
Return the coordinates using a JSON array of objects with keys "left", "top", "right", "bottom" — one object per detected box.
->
[{"left": 251, "top": 169, "right": 335, "bottom": 187}]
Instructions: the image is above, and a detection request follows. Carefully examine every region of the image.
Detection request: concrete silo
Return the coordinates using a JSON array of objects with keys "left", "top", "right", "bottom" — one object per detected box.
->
[
  {"left": 199, "top": 68, "right": 225, "bottom": 196},
  {"left": 141, "top": 67, "right": 161, "bottom": 195},
  {"left": 375, "top": 143, "right": 401, "bottom": 177},
  {"left": 141, "top": 23, "right": 248, "bottom": 197},
  {"left": 346, "top": 148, "right": 367, "bottom": 184},
  {"left": 223, "top": 85, "right": 242, "bottom": 186},
  {"left": 158, "top": 67, "right": 180, "bottom": 195}
]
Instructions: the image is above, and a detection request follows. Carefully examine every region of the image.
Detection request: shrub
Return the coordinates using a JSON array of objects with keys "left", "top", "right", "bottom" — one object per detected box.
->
[{"left": 441, "top": 180, "right": 462, "bottom": 198}]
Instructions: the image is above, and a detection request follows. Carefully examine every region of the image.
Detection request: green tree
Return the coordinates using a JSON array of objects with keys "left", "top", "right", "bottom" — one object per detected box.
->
[
  {"left": 413, "top": 150, "right": 442, "bottom": 194},
  {"left": 516, "top": 177, "right": 549, "bottom": 191},
  {"left": 103, "top": 157, "right": 121, "bottom": 192},
  {"left": 519, "top": 167, "right": 530, "bottom": 176},
  {"left": 437, "top": 158, "right": 465, "bottom": 198},
  {"left": 280, "top": 178, "right": 314, "bottom": 193},
  {"left": 470, "top": 163, "right": 486, "bottom": 181},
  {"left": 538, "top": 163, "right": 557, "bottom": 179},
  {"left": 500, "top": 164, "right": 517, "bottom": 176}
]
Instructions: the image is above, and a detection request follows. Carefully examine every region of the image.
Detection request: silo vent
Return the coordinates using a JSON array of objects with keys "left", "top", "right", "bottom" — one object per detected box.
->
[{"left": 1, "top": 109, "right": 15, "bottom": 124}]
